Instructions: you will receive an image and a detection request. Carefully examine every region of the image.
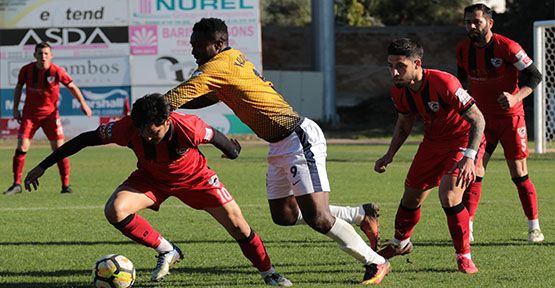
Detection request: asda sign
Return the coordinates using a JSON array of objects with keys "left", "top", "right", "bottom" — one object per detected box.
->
[{"left": 0, "top": 27, "right": 128, "bottom": 46}]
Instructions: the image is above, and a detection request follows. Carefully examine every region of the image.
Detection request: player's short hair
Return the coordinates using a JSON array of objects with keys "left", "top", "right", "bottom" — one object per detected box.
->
[
  {"left": 35, "top": 42, "right": 51, "bottom": 53},
  {"left": 131, "top": 93, "right": 171, "bottom": 130},
  {"left": 193, "top": 18, "right": 228, "bottom": 42},
  {"left": 387, "top": 38, "right": 424, "bottom": 59},
  {"left": 464, "top": 3, "right": 493, "bottom": 19}
]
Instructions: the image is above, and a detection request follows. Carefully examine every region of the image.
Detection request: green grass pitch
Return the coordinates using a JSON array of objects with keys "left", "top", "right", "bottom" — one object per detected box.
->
[{"left": 0, "top": 142, "right": 553, "bottom": 287}]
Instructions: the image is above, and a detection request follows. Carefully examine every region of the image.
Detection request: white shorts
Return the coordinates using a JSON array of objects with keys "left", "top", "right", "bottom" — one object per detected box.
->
[{"left": 266, "top": 118, "right": 331, "bottom": 200}]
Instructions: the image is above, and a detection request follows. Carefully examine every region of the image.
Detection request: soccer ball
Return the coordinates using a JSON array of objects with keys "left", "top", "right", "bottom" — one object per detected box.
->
[{"left": 92, "top": 254, "right": 136, "bottom": 288}]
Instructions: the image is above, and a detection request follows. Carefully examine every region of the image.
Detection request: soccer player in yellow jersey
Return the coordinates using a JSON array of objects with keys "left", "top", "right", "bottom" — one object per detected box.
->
[{"left": 164, "top": 18, "right": 389, "bottom": 285}]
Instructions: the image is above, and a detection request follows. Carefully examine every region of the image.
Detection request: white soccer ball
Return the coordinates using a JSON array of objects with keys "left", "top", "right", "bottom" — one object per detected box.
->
[{"left": 92, "top": 254, "right": 136, "bottom": 288}]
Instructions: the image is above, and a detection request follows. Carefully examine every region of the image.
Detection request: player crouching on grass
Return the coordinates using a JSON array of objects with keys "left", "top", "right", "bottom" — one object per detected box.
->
[{"left": 24, "top": 94, "right": 292, "bottom": 286}]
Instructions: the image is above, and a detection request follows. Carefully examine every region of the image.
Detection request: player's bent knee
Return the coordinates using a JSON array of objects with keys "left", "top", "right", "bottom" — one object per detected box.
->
[
  {"left": 271, "top": 214, "right": 297, "bottom": 226},
  {"left": 304, "top": 215, "right": 334, "bottom": 233},
  {"left": 104, "top": 199, "right": 130, "bottom": 224},
  {"left": 103, "top": 202, "right": 119, "bottom": 224}
]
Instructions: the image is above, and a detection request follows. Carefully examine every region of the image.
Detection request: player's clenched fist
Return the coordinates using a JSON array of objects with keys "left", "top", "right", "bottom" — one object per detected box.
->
[{"left": 374, "top": 155, "right": 393, "bottom": 173}]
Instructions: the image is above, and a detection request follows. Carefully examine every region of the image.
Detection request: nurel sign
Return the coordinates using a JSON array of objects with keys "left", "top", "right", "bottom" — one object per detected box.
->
[{"left": 155, "top": 0, "right": 255, "bottom": 10}]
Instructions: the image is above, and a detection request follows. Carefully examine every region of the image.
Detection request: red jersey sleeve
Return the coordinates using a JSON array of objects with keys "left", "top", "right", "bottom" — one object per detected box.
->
[
  {"left": 441, "top": 73, "right": 475, "bottom": 114},
  {"left": 502, "top": 38, "right": 532, "bottom": 71},
  {"left": 96, "top": 116, "right": 134, "bottom": 146},
  {"left": 177, "top": 114, "right": 214, "bottom": 146},
  {"left": 57, "top": 66, "right": 73, "bottom": 86}
]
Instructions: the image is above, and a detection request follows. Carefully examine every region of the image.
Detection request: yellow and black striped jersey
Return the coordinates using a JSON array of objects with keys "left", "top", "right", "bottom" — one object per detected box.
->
[{"left": 164, "top": 48, "right": 302, "bottom": 142}]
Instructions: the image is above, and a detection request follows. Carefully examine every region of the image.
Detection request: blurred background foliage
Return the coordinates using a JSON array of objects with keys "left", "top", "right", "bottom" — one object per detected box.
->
[
  {"left": 261, "top": 0, "right": 473, "bottom": 26},
  {"left": 260, "top": 0, "right": 554, "bottom": 27},
  {"left": 261, "top": 0, "right": 312, "bottom": 26}
]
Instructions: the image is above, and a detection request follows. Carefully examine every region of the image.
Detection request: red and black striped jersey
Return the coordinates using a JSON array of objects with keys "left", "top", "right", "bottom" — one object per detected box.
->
[
  {"left": 456, "top": 33, "right": 531, "bottom": 116},
  {"left": 96, "top": 112, "right": 216, "bottom": 187},
  {"left": 391, "top": 69, "right": 475, "bottom": 145},
  {"left": 17, "top": 62, "right": 73, "bottom": 117}
]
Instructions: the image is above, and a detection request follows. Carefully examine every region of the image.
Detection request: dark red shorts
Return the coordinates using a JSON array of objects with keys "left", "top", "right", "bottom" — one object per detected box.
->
[
  {"left": 18, "top": 112, "right": 64, "bottom": 140},
  {"left": 484, "top": 114, "right": 528, "bottom": 160},
  {"left": 123, "top": 170, "right": 234, "bottom": 211},
  {"left": 405, "top": 138, "right": 485, "bottom": 190}
]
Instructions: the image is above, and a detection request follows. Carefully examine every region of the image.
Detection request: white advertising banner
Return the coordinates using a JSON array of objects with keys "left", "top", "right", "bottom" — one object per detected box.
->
[
  {"left": 0, "top": 116, "right": 100, "bottom": 139},
  {"left": 57, "top": 116, "right": 102, "bottom": 138},
  {"left": 0, "top": 26, "right": 130, "bottom": 59},
  {"left": 130, "top": 51, "right": 261, "bottom": 86},
  {"left": 129, "top": 0, "right": 260, "bottom": 26},
  {"left": 0, "top": 0, "right": 128, "bottom": 28},
  {"left": 128, "top": 0, "right": 261, "bottom": 64},
  {"left": 129, "top": 23, "right": 260, "bottom": 55},
  {"left": 1, "top": 56, "right": 130, "bottom": 88},
  {"left": 130, "top": 85, "right": 174, "bottom": 102},
  {"left": 130, "top": 55, "right": 197, "bottom": 86}
]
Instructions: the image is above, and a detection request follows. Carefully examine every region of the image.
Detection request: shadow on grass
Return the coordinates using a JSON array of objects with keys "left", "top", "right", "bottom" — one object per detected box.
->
[
  {"left": 394, "top": 267, "right": 455, "bottom": 273},
  {"left": 145, "top": 265, "right": 363, "bottom": 287},
  {"left": 0, "top": 262, "right": 362, "bottom": 287},
  {"left": 405, "top": 239, "right": 554, "bottom": 247},
  {"left": 0, "top": 269, "right": 92, "bottom": 278},
  {"left": 0, "top": 283, "right": 89, "bottom": 288},
  {"left": 0, "top": 238, "right": 336, "bottom": 248}
]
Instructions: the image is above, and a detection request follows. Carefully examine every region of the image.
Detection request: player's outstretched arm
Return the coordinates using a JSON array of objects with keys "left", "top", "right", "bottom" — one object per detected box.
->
[
  {"left": 179, "top": 93, "right": 220, "bottom": 109},
  {"left": 209, "top": 128, "right": 241, "bottom": 159},
  {"left": 25, "top": 166, "right": 45, "bottom": 191},
  {"left": 24, "top": 131, "right": 104, "bottom": 191},
  {"left": 67, "top": 82, "right": 92, "bottom": 117}
]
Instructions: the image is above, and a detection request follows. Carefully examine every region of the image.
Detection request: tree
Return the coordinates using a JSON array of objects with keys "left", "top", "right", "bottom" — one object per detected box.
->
[
  {"left": 376, "top": 0, "right": 472, "bottom": 26},
  {"left": 335, "top": 0, "right": 382, "bottom": 26},
  {"left": 261, "top": 0, "right": 311, "bottom": 26},
  {"left": 261, "top": 0, "right": 476, "bottom": 27}
]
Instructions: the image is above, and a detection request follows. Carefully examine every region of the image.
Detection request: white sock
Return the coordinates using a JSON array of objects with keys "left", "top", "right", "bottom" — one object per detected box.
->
[
  {"left": 325, "top": 218, "right": 385, "bottom": 265},
  {"left": 457, "top": 253, "right": 472, "bottom": 260},
  {"left": 329, "top": 205, "right": 364, "bottom": 225},
  {"left": 528, "top": 219, "right": 540, "bottom": 231},
  {"left": 297, "top": 205, "right": 364, "bottom": 225},
  {"left": 155, "top": 237, "right": 173, "bottom": 254},
  {"left": 260, "top": 266, "right": 275, "bottom": 278},
  {"left": 390, "top": 237, "right": 411, "bottom": 249},
  {"left": 469, "top": 220, "right": 474, "bottom": 232}
]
